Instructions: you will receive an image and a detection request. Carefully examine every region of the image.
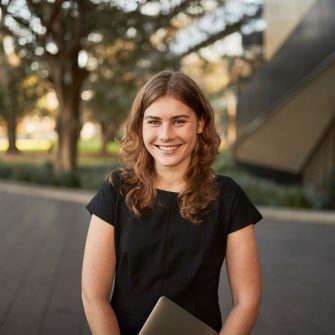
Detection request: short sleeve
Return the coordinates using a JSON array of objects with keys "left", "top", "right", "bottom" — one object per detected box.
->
[
  {"left": 86, "top": 172, "right": 120, "bottom": 226},
  {"left": 227, "top": 179, "right": 263, "bottom": 234}
]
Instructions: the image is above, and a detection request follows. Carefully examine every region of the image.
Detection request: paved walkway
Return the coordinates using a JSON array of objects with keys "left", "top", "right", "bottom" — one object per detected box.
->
[{"left": 0, "top": 181, "right": 334, "bottom": 334}]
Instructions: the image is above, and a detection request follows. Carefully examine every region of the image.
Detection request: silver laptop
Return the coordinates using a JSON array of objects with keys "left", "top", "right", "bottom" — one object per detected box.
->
[{"left": 139, "top": 296, "right": 218, "bottom": 335}]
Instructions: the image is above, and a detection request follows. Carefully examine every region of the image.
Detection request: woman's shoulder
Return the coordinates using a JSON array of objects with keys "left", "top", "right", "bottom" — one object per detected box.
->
[
  {"left": 101, "top": 169, "right": 123, "bottom": 197},
  {"left": 215, "top": 174, "right": 241, "bottom": 191},
  {"left": 214, "top": 174, "right": 250, "bottom": 202},
  {"left": 214, "top": 174, "right": 263, "bottom": 231}
]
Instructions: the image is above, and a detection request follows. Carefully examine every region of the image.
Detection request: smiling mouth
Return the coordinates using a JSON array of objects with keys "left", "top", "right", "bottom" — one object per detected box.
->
[{"left": 155, "top": 145, "right": 182, "bottom": 152}]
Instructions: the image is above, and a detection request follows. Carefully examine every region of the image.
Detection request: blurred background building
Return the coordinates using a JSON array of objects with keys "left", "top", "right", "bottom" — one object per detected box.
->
[{"left": 233, "top": 0, "right": 335, "bottom": 190}]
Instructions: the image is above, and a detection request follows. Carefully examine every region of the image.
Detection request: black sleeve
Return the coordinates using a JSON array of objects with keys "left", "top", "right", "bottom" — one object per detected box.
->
[
  {"left": 86, "top": 172, "right": 120, "bottom": 226},
  {"left": 227, "top": 179, "right": 263, "bottom": 234}
]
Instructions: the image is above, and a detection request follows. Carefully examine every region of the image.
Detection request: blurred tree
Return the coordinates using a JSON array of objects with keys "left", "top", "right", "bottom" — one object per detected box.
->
[
  {"left": 0, "top": 33, "right": 19, "bottom": 153},
  {"left": 1, "top": 1, "right": 88, "bottom": 170},
  {"left": 0, "top": 33, "right": 48, "bottom": 153},
  {"left": 83, "top": 26, "right": 178, "bottom": 154},
  {"left": 83, "top": 0, "right": 248, "bottom": 154},
  {"left": 0, "top": 0, "right": 250, "bottom": 171}
]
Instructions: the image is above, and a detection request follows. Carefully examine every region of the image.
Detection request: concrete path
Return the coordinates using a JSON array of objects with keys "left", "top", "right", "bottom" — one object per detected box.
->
[
  {"left": 0, "top": 181, "right": 334, "bottom": 334},
  {"left": 0, "top": 190, "right": 91, "bottom": 335},
  {"left": 219, "top": 220, "right": 335, "bottom": 335}
]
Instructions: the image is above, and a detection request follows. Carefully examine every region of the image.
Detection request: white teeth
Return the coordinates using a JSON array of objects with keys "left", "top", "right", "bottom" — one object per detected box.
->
[{"left": 158, "top": 145, "right": 180, "bottom": 152}]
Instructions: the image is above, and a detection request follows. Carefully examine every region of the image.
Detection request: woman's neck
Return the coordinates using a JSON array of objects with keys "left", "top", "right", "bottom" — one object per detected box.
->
[{"left": 154, "top": 167, "right": 186, "bottom": 192}]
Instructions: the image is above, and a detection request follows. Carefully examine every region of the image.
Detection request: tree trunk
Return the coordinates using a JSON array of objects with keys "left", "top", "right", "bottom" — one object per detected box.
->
[
  {"left": 6, "top": 110, "right": 19, "bottom": 154},
  {"left": 100, "top": 121, "right": 110, "bottom": 155},
  {"left": 101, "top": 135, "right": 108, "bottom": 155},
  {"left": 48, "top": 55, "right": 87, "bottom": 173},
  {"left": 54, "top": 100, "right": 81, "bottom": 172},
  {"left": 0, "top": 48, "right": 19, "bottom": 154},
  {"left": 100, "top": 121, "right": 117, "bottom": 155}
]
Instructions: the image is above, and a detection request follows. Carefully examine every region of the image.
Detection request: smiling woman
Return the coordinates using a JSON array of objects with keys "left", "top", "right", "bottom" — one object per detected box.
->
[
  {"left": 142, "top": 96, "right": 204, "bottom": 186},
  {"left": 82, "top": 70, "right": 263, "bottom": 335},
  {"left": 119, "top": 71, "right": 221, "bottom": 222}
]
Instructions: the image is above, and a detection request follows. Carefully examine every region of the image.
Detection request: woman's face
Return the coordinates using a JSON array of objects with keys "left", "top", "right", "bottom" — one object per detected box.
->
[{"left": 142, "top": 96, "right": 204, "bottom": 174}]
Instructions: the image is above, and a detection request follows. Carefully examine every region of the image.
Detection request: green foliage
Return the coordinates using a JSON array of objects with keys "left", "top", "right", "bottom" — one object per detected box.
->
[
  {"left": 233, "top": 175, "right": 312, "bottom": 208},
  {"left": 213, "top": 150, "right": 237, "bottom": 174},
  {"left": 0, "top": 159, "right": 122, "bottom": 190},
  {"left": 52, "top": 171, "right": 81, "bottom": 188},
  {"left": 0, "top": 162, "right": 11, "bottom": 178},
  {"left": 306, "top": 179, "right": 335, "bottom": 210},
  {"left": 0, "top": 160, "right": 80, "bottom": 188},
  {"left": 79, "top": 162, "right": 123, "bottom": 190}
]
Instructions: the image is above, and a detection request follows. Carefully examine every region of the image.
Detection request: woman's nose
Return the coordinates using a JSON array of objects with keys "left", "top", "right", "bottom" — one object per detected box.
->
[{"left": 159, "top": 123, "right": 174, "bottom": 141}]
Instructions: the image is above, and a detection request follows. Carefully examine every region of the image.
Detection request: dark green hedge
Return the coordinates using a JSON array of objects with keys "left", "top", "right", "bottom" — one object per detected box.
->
[{"left": 0, "top": 154, "right": 333, "bottom": 210}]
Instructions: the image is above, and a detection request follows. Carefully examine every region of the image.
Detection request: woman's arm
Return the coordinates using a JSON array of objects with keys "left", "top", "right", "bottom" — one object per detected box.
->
[
  {"left": 219, "top": 224, "right": 262, "bottom": 335},
  {"left": 82, "top": 214, "right": 121, "bottom": 335}
]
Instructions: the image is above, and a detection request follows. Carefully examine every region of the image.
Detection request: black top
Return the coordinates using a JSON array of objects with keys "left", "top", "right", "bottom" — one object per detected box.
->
[{"left": 86, "top": 170, "right": 263, "bottom": 335}]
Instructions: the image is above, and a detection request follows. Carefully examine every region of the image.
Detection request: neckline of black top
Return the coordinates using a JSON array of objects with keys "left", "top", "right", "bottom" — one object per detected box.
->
[{"left": 156, "top": 188, "right": 179, "bottom": 195}]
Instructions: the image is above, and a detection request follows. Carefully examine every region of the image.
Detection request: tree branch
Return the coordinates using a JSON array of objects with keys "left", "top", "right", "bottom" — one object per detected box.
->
[
  {"left": 178, "top": 20, "right": 242, "bottom": 58},
  {"left": 45, "top": 0, "right": 63, "bottom": 36}
]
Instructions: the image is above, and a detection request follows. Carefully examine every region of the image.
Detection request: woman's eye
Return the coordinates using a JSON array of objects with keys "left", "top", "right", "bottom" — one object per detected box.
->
[
  {"left": 174, "top": 119, "right": 186, "bottom": 125},
  {"left": 147, "top": 120, "right": 160, "bottom": 125}
]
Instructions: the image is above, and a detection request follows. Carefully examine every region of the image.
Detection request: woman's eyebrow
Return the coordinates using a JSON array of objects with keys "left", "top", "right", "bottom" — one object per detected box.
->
[
  {"left": 144, "top": 115, "right": 160, "bottom": 120},
  {"left": 144, "top": 114, "right": 190, "bottom": 120},
  {"left": 143, "top": 114, "right": 190, "bottom": 120},
  {"left": 171, "top": 114, "right": 190, "bottom": 119}
]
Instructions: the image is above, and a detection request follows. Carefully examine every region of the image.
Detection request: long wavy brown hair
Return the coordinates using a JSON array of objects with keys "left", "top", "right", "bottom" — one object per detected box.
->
[{"left": 113, "top": 70, "right": 221, "bottom": 224}]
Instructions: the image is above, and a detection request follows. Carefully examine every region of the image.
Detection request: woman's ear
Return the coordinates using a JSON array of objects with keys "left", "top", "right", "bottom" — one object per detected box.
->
[{"left": 197, "top": 114, "right": 206, "bottom": 134}]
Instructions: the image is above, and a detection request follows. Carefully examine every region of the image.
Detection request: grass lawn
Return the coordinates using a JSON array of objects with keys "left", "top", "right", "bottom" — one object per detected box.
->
[
  {"left": 0, "top": 138, "right": 121, "bottom": 169},
  {"left": 78, "top": 139, "right": 120, "bottom": 154},
  {"left": 0, "top": 138, "right": 53, "bottom": 152},
  {"left": 0, "top": 138, "right": 120, "bottom": 155}
]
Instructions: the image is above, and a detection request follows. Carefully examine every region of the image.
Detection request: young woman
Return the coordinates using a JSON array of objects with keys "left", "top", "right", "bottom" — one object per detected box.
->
[{"left": 82, "top": 70, "right": 263, "bottom": 335}]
